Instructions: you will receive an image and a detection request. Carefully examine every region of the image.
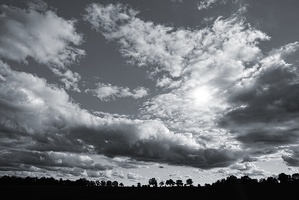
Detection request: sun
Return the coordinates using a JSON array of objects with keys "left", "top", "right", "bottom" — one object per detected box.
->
[{"left": 189, "top": 86, "right": 212, "bottom": 107}]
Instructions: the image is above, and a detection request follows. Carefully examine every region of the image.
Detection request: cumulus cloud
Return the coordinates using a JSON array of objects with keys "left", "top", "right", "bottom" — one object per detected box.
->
[
  {"left": 282, "top": 146, "right": 299, "bottom": 167},
  {"left": 84, "top": 3, "right": 193, "bottom": 78},
  {"left": 0, "top": 60, "right": 97, "bottom": 154},
  {"left": 0, "top": 59, "right": 239, "bottom": 170},
  {"left": 84, "top": 2, "right": 299, "bottom": 167},
  {"left": 110, "top": 157, "right": 152, "bottom": 169},
  {"left": 169, "top": 171, "right": 182, "bottom": 179},
  {"left": 127, "top": 172, "right": 143, "bottom": 180},
  {"left": 0, "top": 149, "right": 110, "bottom": 171},
  {"left": 92, "top": 111, "right": 129, "bottom": 119},
  {"left": 84, "top": 3, "right": 268, "bottom": 143},
  {"left": 86, "top": 83, "right": 149, "bottom": 101},
  {"left": 220, "top": 42, "right": 299, "bottom": 149},
  {"left": 0, "top": 2, "right": 85, "bottom": 91},
  {"left": 112, "top": 169, "right": 125, "bottom": 178},
  {"left": 51, "top": 68, "right": 81, "bottom": 92},
  {"left": 216, "top": 162, "right": 272, "bottom": 178},
  {"left": 0, "top": 148, "right": 113, "bottom": 179},
  {"left": 0, "top": 3, "right": 85, "bottom": 66}
]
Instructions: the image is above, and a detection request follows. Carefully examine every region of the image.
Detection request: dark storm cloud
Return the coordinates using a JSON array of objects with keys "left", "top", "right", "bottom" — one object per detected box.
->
[
  {"left": 282, "top": 146, "right": 299, "bottom": 167},
  {"left": 63, "top": 121, "right": 239, "bottom": 169},
  {"left": 0, "top": 59, "right": 239, "bottom": 170},
  {"left": 0, "top": 149, "right": 111, "bottom": 174},
  {"left": 219, "top": 42, "right": 299, "bottom": 150}
]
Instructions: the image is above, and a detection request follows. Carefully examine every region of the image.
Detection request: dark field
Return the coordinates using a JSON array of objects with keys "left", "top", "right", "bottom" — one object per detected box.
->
[{"left": 0, "top": 185, "right": 296, "bottom": 200}]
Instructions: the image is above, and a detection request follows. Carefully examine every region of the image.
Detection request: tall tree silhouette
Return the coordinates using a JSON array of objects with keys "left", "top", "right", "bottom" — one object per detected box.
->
[
  {"left": 112, "top": 181, "right": 119, "bottom": 187},
  {"left": 100, "top": 180, "right": 106, "bottom": 187},
  {"left": 186, "top": 178, "right": 193, "bottom": 187},
  {"left": 148, "top": 178, "right": 157, "bottom": 187}
]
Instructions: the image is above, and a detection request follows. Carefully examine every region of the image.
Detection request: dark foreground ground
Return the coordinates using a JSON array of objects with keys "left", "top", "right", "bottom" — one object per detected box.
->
[{"left": 0, "top": 185, "right": 297, "bottom": 200}]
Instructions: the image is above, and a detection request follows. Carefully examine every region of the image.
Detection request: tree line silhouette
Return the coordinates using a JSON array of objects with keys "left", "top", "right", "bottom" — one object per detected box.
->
[
  {"left": 1, "top": 173, "right": 299, "bottom": 199},
  {"left": 1, "top": 173, "right": 299, "bottom": 187}
]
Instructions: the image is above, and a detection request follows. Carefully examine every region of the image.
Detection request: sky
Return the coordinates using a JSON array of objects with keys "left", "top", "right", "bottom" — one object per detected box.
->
[{"left": 1, "top": 0, "right": 299, "bottom": 186}]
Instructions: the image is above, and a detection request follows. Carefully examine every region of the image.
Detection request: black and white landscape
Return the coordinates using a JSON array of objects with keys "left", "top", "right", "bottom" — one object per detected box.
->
[{"left": 1, "top": 0, "right": 299, "bottom": 191}]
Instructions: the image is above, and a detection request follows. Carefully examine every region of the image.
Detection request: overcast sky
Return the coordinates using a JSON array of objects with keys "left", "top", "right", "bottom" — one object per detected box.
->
[{"left": 1, "top": 0, "right": 299, "bottom": 186}]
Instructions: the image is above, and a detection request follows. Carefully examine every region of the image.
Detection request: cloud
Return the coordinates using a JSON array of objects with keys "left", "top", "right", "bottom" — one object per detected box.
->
[
  {"left": 197, "top": 0, "right": 220, "bottom": 11},
  {"left": 51, "top": 68, "right": 81, "bottom": 92},
  {"left": 67, "top": 118, "right": 238, "bottom": 168},
  {"left": 220, "top": 42, "right": 299, "bottom": 149},
  {"left": 282, "top": 146, "right": 299, "bottom": 167},
  {"left": 127, "top": 172, "right": 143, "bottom": 180},
  {"left": 0, "top": 2, "right": 85, "bottom": 92},
  {"left": 84, "top": 3, "right": 299, "bottom": 167},
  {"left": 0, "top": 59, "right": 239, "bottom": 170},
  {"left": 83, "top": 2, "right": 299, "bottom": 170},
  {"left": 84, "top": 3, "right": 268, "bottom": 145},
  {"left": 0, "top": 61, "right": 92, "bottom": 140},
  {"left": 86, "top": 83, "right": 149, "bottom": 101},
  {"left": 112, "top": 169, "right": 125, "bottom": 178},
  {"left": 169, "top": 171, "right": 182, "bottom": 179},
  {"left": 0, "top": 3, "right": 85, "bottom": 67},
  {"left": 110, "top": 157, "right": 152, "bottom": 169},
  {"left": 0, "top": 149, "right": 112, "bottom": 179},
  {"left": 92, "top": 111, "right": 128, "bottom": 119},
  {"left": 3, "top": 1, "right": 299, "bottom": 175},
  {"left": 84, "top": 3, "right": 192, "bottom": 77},
  {"left": 216, "top": 162, "right": 272, "bottom": 178},
  {"left": 0, "top": 149, "right": 110, "bottom": 171},
  {"left": 171, "top": 0, "right": 184, "bottom": 3}
]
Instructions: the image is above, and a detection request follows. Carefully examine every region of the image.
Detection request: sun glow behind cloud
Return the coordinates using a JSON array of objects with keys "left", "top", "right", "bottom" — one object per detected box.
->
[{"left": 188, "top": 86, "right": 212, "bottom": 107}]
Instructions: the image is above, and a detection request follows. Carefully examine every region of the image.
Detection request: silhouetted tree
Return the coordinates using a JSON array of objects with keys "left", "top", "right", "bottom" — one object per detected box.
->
[
  {"left": 226, "top": 175, "right": 238, "bottom": 185},
  {"left": 149, "top": 178, "right": 157, "bottom": 187},
  {"left": 100, "top": 180, "right": 106, "bottom": 187},
  {"left": 278, "top": 173, "right": 291, "bottom": 183},
  {"left": 95, "top": 180, "right": 100, "bottom": 186},
  {"left": 3, "top": 173, "right": 299, "bottom": 189},
  {"left": 266, "top": 177, "right": 278, "bottom": 184},
  {"left": 240, "top": 175, "right": 250, "bottom": 184},
  {"left": 240, "top": 175, "right": 258, "bottom": 185},
  {"left": 75, "top": 178, "right": 88, "bottom": 186},
  {"left": 176, "top": 179, "right": 183, "bottom": 187},
  {"left": 186, "top": 178, "right": 193, "bottom": 187},
  {"left": 166, "top": 179, "right": 175, "bottom": 187},
  {"left": 259, "top": 178, "right": 267, "bottom": 184},
  {"left": 112, "top": 181, "right": 118, "bottom": 187},
  {"left": 292, "top": 173, "right": 299, "bottom": 181},
  {"left": 213, "top": 178, "right": 226, "bottom": 186},
  {"left": 106, "top": 180, "right": 112, "bottom": 187}
]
